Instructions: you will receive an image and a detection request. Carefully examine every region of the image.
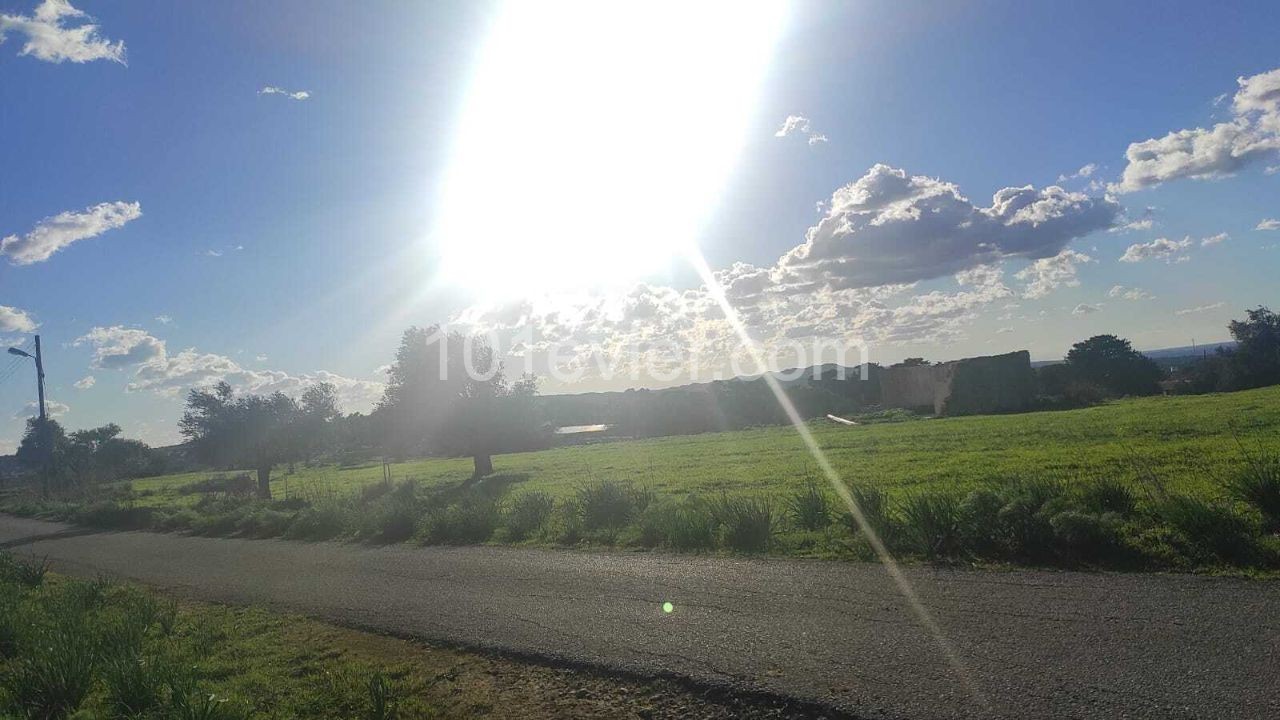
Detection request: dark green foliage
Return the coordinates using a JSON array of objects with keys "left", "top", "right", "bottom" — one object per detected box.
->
[
  {"left": 1159, "top": 496, "right": 1257, "bottom": 562},
  {"left": 1065, "top": 334, "right": 1163, "bottom": 397},
  {"left": 787, "top": 479, "right": 831, "bottom": 531},
  {"left": 0, "top": 553, "right": 50, "bottom": 588},
  {"left": 418, "top": 493, "right": 500, "bottom": 545},
  {"left": 354, "top": 481, "right": 420, "bottom": 544},
  {"left": 714, "top": 496, "right": 774, "bottom": 553},
  {"left": 841, "top": 485, "right": 898, "bottom": 547},
  {"left": 635, "top": 497, "right": 718, "bottom": 550},
  {"left": 898, "top": 492, "right": 963, "bottom": 559},
  {"left": 995, "top": 478, "right": 1065, "bottom": 560},
  {"left": 502, "top": 492, "right": 554, "bottom": 541},
  {"left": 1077, "top": 476, "right": 1137, "bottom": 516},
  {"left": 7, "top": 614, "right": 97, "bottom": 719},
  {"left": 366, "top": 671, "right": 399, "bottom": 720},
  {"left": 71, "top": 500, "right": 155, "bottom": 530},
  {"left": 284, "top": 504, "right": 348, "bottom": 541},
  {"left": 957, "top": 489, "right": 1004, "bottom": 557},
  {"left": 1050, "top": 511, "right": 1123, "bottom": 563},
  {"left": 1226, "top": 452, "right": 1280, "bottom": 532},
  {"left": 576, "top": 480, "right": 637, "bottom": 531}
]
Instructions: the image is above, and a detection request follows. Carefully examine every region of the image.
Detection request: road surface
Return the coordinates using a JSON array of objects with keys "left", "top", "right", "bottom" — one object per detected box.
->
[{"left": 1, "top": 515, "right": 1275, "bottom": 719}]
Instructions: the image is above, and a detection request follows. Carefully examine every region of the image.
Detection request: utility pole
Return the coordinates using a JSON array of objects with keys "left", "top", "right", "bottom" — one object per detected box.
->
[
  {"left": 6, "top": 335, "right": 51, "bottom": 495},
  {"left": 34, "top": 335, "right": 47, "bottom": 425}
]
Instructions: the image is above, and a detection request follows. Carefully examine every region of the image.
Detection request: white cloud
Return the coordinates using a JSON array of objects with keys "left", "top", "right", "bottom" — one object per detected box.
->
[
  {"left": 1108, "top": 285, "right": 1154, "bottom": 301},
  {"left": 1, "top": 201, "right": 141, "bottom": 265},
  {"left": 1200, "top": 232, "right": 1229, "bottom": 246},
  {"left": 154, "top": 314, "right": 173, "bottom": 325},
  {"left": 73, "top": 375, "right": 95, "bottom": 389},
  {"left": 259, "top": 86, "right": 311, "bottom": 101},
  {"left": 1116, "top": 67, "right": 1280, "bottom": 192},
  {"left": 205, "top": 249, "right": 223, "bottom": 257},
  {"left": 1057, "top": 163, "right": 1099, "bottom": 182},
  {"left": 1175, "top": 302, "right": 1226, "bottom": 316},
  {"left": 777, "top": 165, "right": 1118, "bottom": 290},
  {"left": 1119, "top": 236, "right": 1193, "bottom": 263},
  {"left": 0, "top": 0, "right": 125, "bottom": 64},
  {"left": 15, "top": 399, "right": 68, "bottom": 418},
  {"left": 1257, "top": 218, "right": 1280, "bottom": 231},
  {"left": 0, "top": 306, "right": 37, "bottom": 333},
  {"left": 1015, "top": 250, "right": 1094, "bottom": 299},
  {"left": 75, "top": 326, "right": 384, "bottom": 411},
  {"left": 775, "top": 115, "right": 827, "bottom": 146},
  {"left": 1072, "top": 303, "right": 1100, "bottom": 315}
]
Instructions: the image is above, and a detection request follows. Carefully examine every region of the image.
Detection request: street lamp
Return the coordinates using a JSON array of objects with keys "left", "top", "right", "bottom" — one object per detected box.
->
[{"left": 9, "top": 337, "right": 51, "bottom": 495}]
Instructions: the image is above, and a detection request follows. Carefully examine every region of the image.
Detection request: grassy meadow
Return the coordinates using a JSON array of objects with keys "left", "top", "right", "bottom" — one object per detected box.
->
[
  {"left": 8, "top": 386, "right": 1280, "bottom": 572},
  {"left": 135, "top": 385, "right": 1280, "bottom": 505}
]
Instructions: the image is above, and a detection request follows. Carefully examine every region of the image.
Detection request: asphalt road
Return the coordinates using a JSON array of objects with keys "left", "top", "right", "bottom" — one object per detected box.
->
[{"left": 0, "top": 515, "right": 1275, "bottom": 719}]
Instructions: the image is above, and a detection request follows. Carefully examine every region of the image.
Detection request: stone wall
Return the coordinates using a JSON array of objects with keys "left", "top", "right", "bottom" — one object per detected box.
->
[{"left": 880, "top": 350, "right": 1035, "bottom": 416}]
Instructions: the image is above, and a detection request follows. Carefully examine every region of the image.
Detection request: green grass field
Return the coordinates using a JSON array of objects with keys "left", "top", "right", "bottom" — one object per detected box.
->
[{"left": 135, "top": 385, "right": 1280, "bottom": 507}]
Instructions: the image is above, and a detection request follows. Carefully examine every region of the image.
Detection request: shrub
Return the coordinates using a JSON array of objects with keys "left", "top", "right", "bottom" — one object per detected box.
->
[
  {"left": 72, "top": 500, "right": 155, "bottom": 530},
  {"left": 1050, "top": 510, "right": 1123, "bottom": 563},
  {"left": 0, "top": 553, "right": 50, "bottom": 587},
  {"left": 1159, "top": 496, "right": 1257, "bottom": 563},
  {"left": 102, "top": 650, "right": 162, "bottom": 717},
  {"left": 1226, "top": 453, "right": 1280, "bottom": 533},
  {"left": 503, "top": 492, "right": 554, "bottom": 541},
  {"left": 715, "top": 496, "right": 773, "bottom": 553},
  {"left": 957, "top": 489, "right": 1004, "bottom": 558},
  {"left": 787, "top": 480, "right": 831, "bottom": 531},
  {"left": 418, "top": 494, "right": 500, "bottom": 545},
  {"left": 841, "top": 485, "right": 898, "bottom": 548},
  {"left": 359, "top": 480, "right": 395, "bottom": 504},
  {"left": 284, "top": 504, "right": 348, "bottom": 541},
  {"left": 548, "top": 500, "right": 584, "bottom": 545},
  {"left": 899, "top": 492, "right": 962, "bottom": 559},
  {"left": 577, "top": 481, "right": 635, "bottom": 531},
  {"left": 354, "top": 487, "right": 420, "bottom": 545},
  {"left": 235, "top": 508, "right": 294, "bottom": 539},
  {"left": 633, "top": 497, "right": 717, "bottom": 551},
  {"left": 366, "top": 671, "right": 399, "bottom": 720},
  {"left": 1077, "top": 477, "right": 1137, "bottom": 516},
  {"left": 996, "top": 478, "right": 1065, "bottom": 560},
  {"left": 7, "top": 615, "right": 97, "bottom": 719}
]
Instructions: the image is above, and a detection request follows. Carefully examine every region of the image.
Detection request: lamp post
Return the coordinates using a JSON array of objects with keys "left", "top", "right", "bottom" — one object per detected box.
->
[{"left": 8, "top": 336, "right": 51, "bottom": 494}]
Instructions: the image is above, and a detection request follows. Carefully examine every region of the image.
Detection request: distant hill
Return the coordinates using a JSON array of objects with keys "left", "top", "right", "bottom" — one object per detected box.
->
[{"left": 1031, "top": 341, "right": 1236, "bottom": 368}]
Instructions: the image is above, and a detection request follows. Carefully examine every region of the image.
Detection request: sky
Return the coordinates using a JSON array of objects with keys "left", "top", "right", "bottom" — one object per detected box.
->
[{"left": 1, "top": 0, "right": 1278, "bottom": 452}]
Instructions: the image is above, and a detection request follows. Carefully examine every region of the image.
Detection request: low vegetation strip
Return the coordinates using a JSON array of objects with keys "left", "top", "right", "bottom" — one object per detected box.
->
[
  {"left": 0, "top": 551, "right": 821, "bottom": 720},
  {"left": 6, "top": 387, "right": 1280, "bottom": 573}
]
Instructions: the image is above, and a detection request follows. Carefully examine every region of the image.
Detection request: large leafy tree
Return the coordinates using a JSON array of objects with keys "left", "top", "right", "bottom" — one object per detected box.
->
[
  {"left": 1227, "top": 306, "right": 1280, "bottom": 389},
  {"left": 1065, "top": 334, "right": 1163, "bottom": 397},
  {"left": 377, "top": 326, "right": 544, "bottom": 477},
  {"left": 179, "top": 382, "right": 306, "bottom": 498}
]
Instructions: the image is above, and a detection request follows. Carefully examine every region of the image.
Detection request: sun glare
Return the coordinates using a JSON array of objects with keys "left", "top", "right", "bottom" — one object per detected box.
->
[{"left": 434, "top": 1, "right": 788, "bottom": 297}]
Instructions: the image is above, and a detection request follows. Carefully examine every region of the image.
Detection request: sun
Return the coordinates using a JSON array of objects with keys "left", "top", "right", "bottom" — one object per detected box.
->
[{"left": 433, "top": 1, "right": 788, "bottom": 298}]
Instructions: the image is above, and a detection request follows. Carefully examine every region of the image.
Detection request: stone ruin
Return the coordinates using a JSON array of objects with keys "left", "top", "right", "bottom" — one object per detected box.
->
[{"left": 878, "top": 350, "right": 1036, "bottom": 416}]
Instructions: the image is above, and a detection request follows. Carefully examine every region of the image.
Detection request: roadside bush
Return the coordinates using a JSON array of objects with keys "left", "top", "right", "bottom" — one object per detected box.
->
[
  {"left": 715, "top": 496, "right": 773, "bottom": 553},
  {"left": 1226, "top": 453, "right": 1280, "bottom": 533},
  {"left": 502, "top": 492, "right": 554, "bottom": 542},
  {"left": 787, "top": 479, "right": 831, "bottom": 531},
  {"left": 1077, "top": 477, "right": 1137, "bottom": 517},
  {"left": 841, "top": 485, "right": 898, "bottom": 548},
  {"left": 635, "top": 497, "right": 718, "bottom": 551},
  {"left": 996, "top": 479, "right": 1065, "bottom": 560},
  {"left": 957, "top": 488, "right": 1004, "bottom": 558},
  {"left": 0, "top": 553, "right": 50, "bottom": 588},
  {"left": 418, "top": 494, "right": 500, "bottom": 545},
  {"left": 72, "top": 500, "right": 155, "bottom": 530},
  {"left": 1159, "top": 496, "right": 1258, "bottom": 563},
  {"left": 899, "top": 492, "right": 963, "bottom": 559},
  {"left": 1050, "top": 510, "right": 1123, "bottom": 563},
  {"left": 547, "top": 499, "right": 584, "bottom": 545},
  {"left": 235, "top": 507, "right": 294, "bottom": 539},
  {"left": 577, "top": 480, "right": 635, "bottom": 531},
  {"left": 284, "top": 504, "right": 348, "bottom": 541},
  {"left": 6, "top": 613, "right": 97, "bottom": 719}
]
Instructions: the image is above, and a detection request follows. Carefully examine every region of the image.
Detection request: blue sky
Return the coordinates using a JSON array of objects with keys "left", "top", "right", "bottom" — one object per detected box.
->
[{"left": 1, "top": 0, "right": 1278, "bottom": 451}]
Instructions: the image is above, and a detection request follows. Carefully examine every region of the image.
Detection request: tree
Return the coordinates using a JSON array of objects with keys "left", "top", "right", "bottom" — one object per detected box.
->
[
  {"left": 1064, "top": 335, "right": 1162, "bottom": 397},
  {"left": 179, "top": 382, "right": 307, "bottom": 498},
  {"left": 1227, "top": 306, "right": 1280, "bottom": 389},
  {"left": 15, "top": 417, "right": 66, "bottom": 469},
  {"left": 296, "top": 382, "right": 341, "bottom": 465},
  {"left": 377, "top": 327, "right": 545, "bottom": 478}
]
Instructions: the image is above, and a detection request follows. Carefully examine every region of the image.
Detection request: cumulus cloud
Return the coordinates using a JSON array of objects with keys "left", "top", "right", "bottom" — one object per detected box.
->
[
  {"left": 774, "top": 115, "right": 826, "bottom": 145},
  {"left": 0, "top": 0, "right": 125, "bottom": 64},
  {"left": 1175, "top": 302, "right": 1226, "bottom": 316},
  {"left": 1116, "top": 67, "right": 1280, "bottom": 192},
  {"left": 777, "top": 165, "right": 1118, "bottom": 290},
  {"left": 1014, "top": 250, "right": 1094, "bottom": 299},
  {"left": 1, "top": 201, "right": 141, "bottom": 265},
  {"left": 0, "top": 305, "right": 37, "bottom": 333},
  {"left": 259, "top": 86, "right": 311, "bottom": 101},
  {"left": 75, "top": 326, "right": 384, "bottom": 411},
  {"left": 1119, "top": 236, "right": 1193, "bottom": 263},
  {"left": 1257, "top": 218, "right": 1280, "bottom": 231},
  {"left": 1071, "top": 303, "right": 1100, "bottom": 315},
  {"left": 73, "top": 375, "right": 95, "bottom": 389},
  {"left": 15, "top": 399, "right": 68, "bottom": 418},
  {"left": 1200, "top": 232, "right": 1228, "bottom": 246},
  {"left": 1057, "top": 163, "right": 1099, "bottom": 182},
  {"left": 1108, "top": 285, "right": 1154, "bottom": 301}
]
